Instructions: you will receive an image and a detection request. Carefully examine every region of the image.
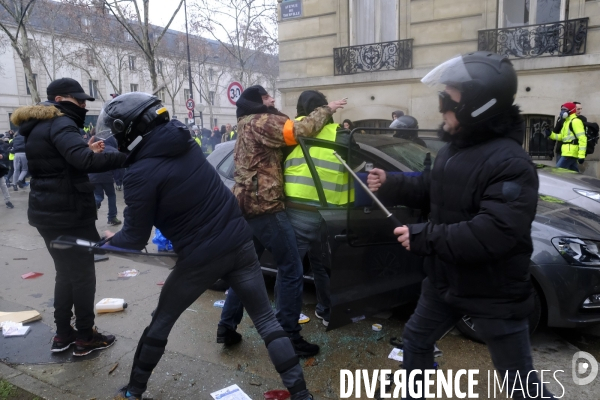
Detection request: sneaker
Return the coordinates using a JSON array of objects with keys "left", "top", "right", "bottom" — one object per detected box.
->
[
  {"left": 12, "top": 184, "right": 17, "bottom": 191},
  {"left": 5, "top": 201, "right": 13, "bottom": 209},
  {"left": 216, "top": 325, "right": 242, "bottom": 345},
  {"left": 108, "top": 217, "right": 122, "bottom": 226},
  {"left": 115, "top": 185, "right": 123, "bottom": 191},
  {"left": 51, "top": 329, "right": 77, "bottom": 352},
  {"left": 291, "top": 336, "right": 319, "bottom": 357},
  {"left": 114, "top": 386, "right": 142, "bottom": 400},
  {"left": 73, "top": 327, "right": 116, "bottom": 356},
  {"left": 314, "top": 310, "right": 329, "bottom": 327},
  {"left": 17, "top": 180, "right": 29, "bottom": 188},
  {"left": 433, "top": 343, "right": 443, "bottom": 358}
]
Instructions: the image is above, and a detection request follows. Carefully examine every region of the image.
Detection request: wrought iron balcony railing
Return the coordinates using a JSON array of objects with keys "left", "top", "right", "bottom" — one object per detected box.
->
[
  {"left": 478, "top": 18, "right": 588, "bottom": 59},
  {"left": 333, "top": 39, "right": 413, "bottom": 76}
]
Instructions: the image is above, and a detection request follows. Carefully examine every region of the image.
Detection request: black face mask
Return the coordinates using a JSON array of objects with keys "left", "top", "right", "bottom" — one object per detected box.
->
[{"left": 57, "top": 101, "right": 88, "bottom": 128}]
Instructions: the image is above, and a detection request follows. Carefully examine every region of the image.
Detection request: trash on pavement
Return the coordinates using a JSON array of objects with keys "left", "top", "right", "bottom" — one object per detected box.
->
[
  {"left": 12, "top": 258, "right": 27, "bottom": 260},
  {"left": 388, "top": 348, "right": 403, "bottom": 362},
  {"left": 264, "top": 389, "right": 290, "bottom": 400},
  {"left": 157, "top": 281, "right": 165, "bottom": 286},
  {"left": 186, "top": 308, "right": 198, "bottom": 313},
  {"left": 214, "top": 300, "right": 225, "bottom": 308},
  {"left": 118, "top": 269, "right": 139, "bottom": 277},
  {"left": 372, "top": 323, "right": 382, "bottom": 331},
  {"left": 298, "top": 313, "right": 310, "bottom": 324},
  {"left": 21, "top": 272, "right": 43, "bottom": 279},
  {"left": 0, "top": 310, "right": 41, "bottom": 324},
  {"left": 210, "top": 384, "right": 252, "bottom": 400},
  {"left": 1, "top": 321, "right": 31, "bottom": 337},
  {"left": 96, "top": 298, "right": 128, "bottom": 313},
  {"left": 108, "top": 363, "right": 119, "bottom": 374}
]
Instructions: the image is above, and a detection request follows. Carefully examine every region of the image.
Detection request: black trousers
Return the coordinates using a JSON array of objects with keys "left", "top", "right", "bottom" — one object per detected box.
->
[{"left": 37, "top": 224, "right": 100, "bottom": 339}]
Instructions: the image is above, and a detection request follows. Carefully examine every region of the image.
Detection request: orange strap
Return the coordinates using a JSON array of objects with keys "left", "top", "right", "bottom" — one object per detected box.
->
[{"left": 283, "top": 120, "right": 297, "bottom": 146}]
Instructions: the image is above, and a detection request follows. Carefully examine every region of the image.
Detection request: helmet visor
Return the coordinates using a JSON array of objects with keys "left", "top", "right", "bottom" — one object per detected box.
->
[
  {"left": 95, "top": 108, "right": 114, "bottom": 140},
  {"left": 421, "top": 55, "right": 473, "bottom": 90}
]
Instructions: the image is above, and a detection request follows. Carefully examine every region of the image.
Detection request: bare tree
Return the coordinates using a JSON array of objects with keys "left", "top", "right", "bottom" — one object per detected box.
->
[
  {"left": 102, "top": 0, "right": 184, "bottom": 92},
  {"left": 0, "top": 0, "right": 41, "bottom": 103},
  {"left": 157, "top": 33, "right": 188, "bottom": 116},
  {"left": 190, "top": 0, "right": 278, "bottom": 88},
  {"left": 28, "top": 0, "right": 67, "bottom": 82}
]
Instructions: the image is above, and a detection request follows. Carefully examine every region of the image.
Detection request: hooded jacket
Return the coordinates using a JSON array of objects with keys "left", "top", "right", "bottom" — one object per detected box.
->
[
  {"left": 11, "top": 103, "right": 126, "bottom": 228},
  {"left": 109, "top": 120, "right": 252, "bottom": 267},
  {"left": 10, "top": 133, "right": 26, "bottom": 153},
  {"left": 377, "top": 107, "right": 539, "bottom": 319}
]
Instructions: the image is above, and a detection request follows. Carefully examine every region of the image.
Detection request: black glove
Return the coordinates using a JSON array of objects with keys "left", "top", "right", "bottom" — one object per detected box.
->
[
  {"left": 578, "top": 159, "right": 585, "bottom": 165},
  {"left": 553, "top": 118, "right": 565, "bottom": 133}
]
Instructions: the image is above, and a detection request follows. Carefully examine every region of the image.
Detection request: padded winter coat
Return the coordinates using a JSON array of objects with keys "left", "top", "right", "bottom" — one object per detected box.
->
[{"left": 377, "top": 111, "right": 539, "bottom": 319}]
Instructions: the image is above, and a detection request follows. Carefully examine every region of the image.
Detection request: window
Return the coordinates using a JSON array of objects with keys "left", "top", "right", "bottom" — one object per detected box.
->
[
  {"left": 350, "top": 0, "right": 398, "bottom": 45},
  {"left": 500, "top": 0, "right": 565, "bottom": 27},
  {"left": 82, "top": 17, "right": 91, "bottom": 33},
  {"left": 88, "top": 80, "right": 99, "bottom": 98},
  {"left": 125, "top": 31, "right": 133, "bottom": 42},
  {"left": 208, "top": 68, "right": 214, "bottom": 82},
  {"left": 86, "top": 49, "right": 95, "bottom": 66},
  {"left": 130, "top": 83, "right": 139, "bottom": 92},
  {"left": 209, "top": 90, "right": 215, "bottom": 105},
  {"left": 25, "top": 73, "right": 38, "bottom": 95},
  {"left": 184, "top": 88, "right": 191, "bottom": 100},
  {"left": 157, "top": 60, "right": 163, "bottom": 74},
  {"left": 128, "top": 56, "right": 136, "bottom": 70},
  {"left": 157, "top": 89, "right": 165, "bottom": 102}
]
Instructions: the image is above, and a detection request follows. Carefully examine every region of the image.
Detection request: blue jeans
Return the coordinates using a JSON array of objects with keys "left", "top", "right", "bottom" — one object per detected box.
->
[
  {"left": 219, "top": 212, "right": 304, "bottom": 339},
  {"left": 93, "top": 182, "right": 117, "bottom": 219},
  {"left": 402, "top": 278, "right": 555, "bottom": 399},
  {"left": 286, "top": 208, "right": 331, "bottom": 321},
  {"left": 556, "top": 156, "right": 579, "bottom": 172}
]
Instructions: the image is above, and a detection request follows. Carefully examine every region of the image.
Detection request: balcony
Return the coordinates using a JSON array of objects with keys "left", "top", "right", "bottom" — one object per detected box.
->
[
  {"left": 478, "top": 18, "right": 588, "bottom": 59},
  {"left": 333, "top": 39, "right": 413, "bottom": 76}
]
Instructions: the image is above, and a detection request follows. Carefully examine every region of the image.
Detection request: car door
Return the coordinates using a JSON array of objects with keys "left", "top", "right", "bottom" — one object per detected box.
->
[{"left": 298, "top": 129, "right": 434, "bottom": 330}]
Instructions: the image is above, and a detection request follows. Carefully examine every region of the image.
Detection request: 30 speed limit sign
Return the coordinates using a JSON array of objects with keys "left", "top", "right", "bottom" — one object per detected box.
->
[{"left": 227, "top": 81, "right": 243, "bottom": 105}]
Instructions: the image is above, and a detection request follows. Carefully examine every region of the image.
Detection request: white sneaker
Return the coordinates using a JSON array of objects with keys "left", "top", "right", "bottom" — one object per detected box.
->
[{"left": 314, "top": 310, "right": 329, "bottom": 327}]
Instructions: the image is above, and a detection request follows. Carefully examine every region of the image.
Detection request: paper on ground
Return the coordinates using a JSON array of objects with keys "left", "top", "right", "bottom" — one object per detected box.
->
[
  {"left": 214, "top": 300, "right": 225, "bottom": 308},
  {"left": 388, "top": 348, "right": 403, "bottom": 362},
  {"left": 0, "top": 310, "right": 41, "bottom": 324},
  {"left": 118, "top": 269, "right": 139, "bottom": 277},
  {"left": 1, "top": 321, "right": 31, "bottom": 337},
  {"left": 210, "top": 384, "right": 252, "bottom": 400}
]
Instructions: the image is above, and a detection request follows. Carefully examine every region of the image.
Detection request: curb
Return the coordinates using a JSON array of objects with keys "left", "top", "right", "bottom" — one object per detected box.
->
[{"left": 0, "top": 362, "right": 81, "bottom": 400}]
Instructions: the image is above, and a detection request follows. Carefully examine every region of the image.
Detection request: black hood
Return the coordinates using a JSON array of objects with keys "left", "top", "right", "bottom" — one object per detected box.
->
[
  {"left": 296, "top": 90, "right": 327, "bottom": 117},
  {"left": 125, "top": 120, "right": 194, "bottom": 166},
  {"left": 438, "top": 105, "right": 524, "bottom": 148},
  {"left": 235, "top": 85, "right": 287, "bottom": 119}
]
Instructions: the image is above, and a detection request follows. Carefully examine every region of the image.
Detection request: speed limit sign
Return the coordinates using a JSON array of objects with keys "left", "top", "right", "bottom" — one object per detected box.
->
[
  {"left": 186, "top": 98, "right": 195, "bottom": 111},
  {"left": 227, "top": 81, "right": 243, "bottom": 105}
]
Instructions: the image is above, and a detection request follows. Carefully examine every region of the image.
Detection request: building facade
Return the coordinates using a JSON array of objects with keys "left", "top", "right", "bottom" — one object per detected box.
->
[{"left": 277, "top": 0, "right": 600, "bottom": 177}]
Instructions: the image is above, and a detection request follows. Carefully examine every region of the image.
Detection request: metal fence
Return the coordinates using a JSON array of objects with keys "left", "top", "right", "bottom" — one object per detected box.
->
[
  {"left": 333, "top": 39, "right": 413, "bottom": 76},
  {"left": 478, "top": 18, "right": 588, "bottom": 59}
]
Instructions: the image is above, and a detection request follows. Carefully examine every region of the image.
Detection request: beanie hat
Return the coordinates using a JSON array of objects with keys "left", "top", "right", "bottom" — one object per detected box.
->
[{"left": 561, "top": 102, "right": 577, "bottom": 115}]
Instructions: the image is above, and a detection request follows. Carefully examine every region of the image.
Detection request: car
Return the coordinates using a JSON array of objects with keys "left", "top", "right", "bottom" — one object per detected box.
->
[{"left": 206, "top": 130, "right": 600, "bottom": 341}]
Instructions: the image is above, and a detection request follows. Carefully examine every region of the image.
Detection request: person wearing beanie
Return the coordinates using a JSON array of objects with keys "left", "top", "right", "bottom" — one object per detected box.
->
[
  {"left": 217, "top": 85, "right": 346, "bottom": 358},
  {"left": 546, "top": 101, "right": 586, "bottom": 172}
]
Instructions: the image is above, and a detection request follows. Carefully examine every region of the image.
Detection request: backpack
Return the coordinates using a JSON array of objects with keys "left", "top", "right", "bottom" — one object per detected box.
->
[{"left": 570, "top": 118, "right": 599, "bottom": 155}]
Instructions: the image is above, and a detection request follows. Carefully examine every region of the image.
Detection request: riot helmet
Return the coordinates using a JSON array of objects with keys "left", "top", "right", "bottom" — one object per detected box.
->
[
  {"left": 95, "top": 92, "right": 169, "bottom": 152},
  {"left": 422, "top": 51, "right": 517, "bottom": 126}
]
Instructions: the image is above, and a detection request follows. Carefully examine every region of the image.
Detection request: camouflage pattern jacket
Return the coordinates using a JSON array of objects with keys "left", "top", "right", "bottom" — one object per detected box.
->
[{"left": 233, "top": 106, "right": 333, "bottom": 218}]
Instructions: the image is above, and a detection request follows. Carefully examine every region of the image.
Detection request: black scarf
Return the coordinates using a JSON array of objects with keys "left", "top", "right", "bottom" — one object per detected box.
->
[{"left": 54, "top": 101, "right": 88, "bottom": 128}]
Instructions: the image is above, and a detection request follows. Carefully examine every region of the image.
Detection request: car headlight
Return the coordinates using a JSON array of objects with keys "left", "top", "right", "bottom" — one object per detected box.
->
[
  {"left": 552, "top": 237, "right": 600, "bottom": 266},
  {"left": 574, "top": 188, "right": 600, "bottom": 203}
]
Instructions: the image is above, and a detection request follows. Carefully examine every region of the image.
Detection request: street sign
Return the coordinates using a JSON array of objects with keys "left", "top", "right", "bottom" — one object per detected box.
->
[
  {"left": 189, "top": 119, "right": 195, "bottom": 125},
  {"left": 227, "top": 81, "right": 243, "bottom": 105},
  {"left": 186, "top": 98, "right": 195, "bottom": 111},
  {"left": 281, "top": 0, "right": 302, "bottom": 19},
  {"left": 188, "top": 110, "right": 194, "bottom": 119}
]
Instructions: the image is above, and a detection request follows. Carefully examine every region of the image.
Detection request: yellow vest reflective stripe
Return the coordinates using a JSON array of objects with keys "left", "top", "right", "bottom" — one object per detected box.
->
[
  {"left": 284, "top": 119, "right": 354, "bottom": 206},
  {"left": 194, "top": 136, "right": 201, "bottom": 146},
  {"left": 230, "top": 130, "right": 235, "bottom": 139},
  {"left": 549, "top": 114, "right": 586, "bottom": 158},
  {"left": 8, "top": 139, "right": 14, "bottom": 160}
]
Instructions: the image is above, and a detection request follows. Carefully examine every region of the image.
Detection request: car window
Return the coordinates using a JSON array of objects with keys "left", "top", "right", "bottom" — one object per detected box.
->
[
  {"left": 353, "top": 134, "right": 436, "bottom": 172},
  {"left": 421, "top": 137, "right": 445, "bottom": 153},
  {"left": 217, "top": 151, "right": 234, "bottom": 179}
]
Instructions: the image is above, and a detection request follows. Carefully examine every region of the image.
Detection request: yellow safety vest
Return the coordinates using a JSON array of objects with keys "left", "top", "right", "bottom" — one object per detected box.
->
[
  {"left": 549, "top": 114, "right": 587, "bottom": 159},
  {"left": 284, "top": 118, "right": 354, "bottom": 206},
  {"left": 8, "top": 139, "right": 14, "bottom": 161},
  {"left": 230, "top": 130, "right": 235, "bottom": 140},
  {"left": 194, "top": 136, "right": 201, "bottom": 146}
]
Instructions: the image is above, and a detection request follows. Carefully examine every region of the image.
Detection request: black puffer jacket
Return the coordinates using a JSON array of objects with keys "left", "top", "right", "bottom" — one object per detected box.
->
[
  {"left": 10, "top": 133, "right": 26, "bottom": 153},
  {"left": 12, "top": 103, "right": 126, "bottom": 228},
  {"left": 377, "top": 107, "right": 539, "bottom": 319},
  {"left": 110, "top": 120, "right": 252, "bottom": 267}
]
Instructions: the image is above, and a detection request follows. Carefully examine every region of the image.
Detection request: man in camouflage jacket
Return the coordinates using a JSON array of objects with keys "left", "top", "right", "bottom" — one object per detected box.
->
[{"left": 218, "top": 85, "right": 346, "bottom": 357}]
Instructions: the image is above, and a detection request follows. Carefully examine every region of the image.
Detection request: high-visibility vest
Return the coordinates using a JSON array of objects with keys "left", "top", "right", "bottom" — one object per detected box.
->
[
  {"left": 549, "top": 114, "right": 587, "bottom": 159},
  {"left": 194, "top": 136, "right": 201, "bottom": 146},
  {"left": 8, "top": 139, "right": 14, "bottom": 161},
  {"left": 284, "top": 118, "right": 354, "bottom": 206},
  {"left": 230, "top": 130, "right": 235, "bottom": 140}
]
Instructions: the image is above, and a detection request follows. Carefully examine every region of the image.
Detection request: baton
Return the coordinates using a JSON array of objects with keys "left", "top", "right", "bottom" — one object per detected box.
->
[{"left": 333, "top": 152, "right": 403, "bottom": 228}]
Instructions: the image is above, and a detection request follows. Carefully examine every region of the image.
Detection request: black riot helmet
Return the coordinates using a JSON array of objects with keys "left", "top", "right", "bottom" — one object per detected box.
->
[
  {"left": 95, "top": 92, "right": 169, "bottom": 152},
  {"left": 422, "top": 51, "right": 518, "bottom": 126}
]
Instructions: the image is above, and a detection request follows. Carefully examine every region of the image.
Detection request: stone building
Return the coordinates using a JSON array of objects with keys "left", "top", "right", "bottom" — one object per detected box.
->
[{"left": 277, "top": 0, "right": 600, "bottom": 176}]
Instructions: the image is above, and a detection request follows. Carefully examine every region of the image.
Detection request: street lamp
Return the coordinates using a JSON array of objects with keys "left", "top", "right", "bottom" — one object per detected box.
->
[{"left": 184, "top": 0, "right": 194, "bottom": 126}]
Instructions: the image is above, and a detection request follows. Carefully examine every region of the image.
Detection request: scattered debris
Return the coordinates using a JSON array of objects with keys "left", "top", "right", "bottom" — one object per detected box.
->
[
  {"left": 388, "top": 348, "right": 403, "bottom": 362},
  {"left": 298, "top": 313, "right": 310, "bottom": 324},
  {"left": 96, "top": 298, "right": 127, "bottom": 313},
  {"left": 185, "top": 308, "right": 197, "bottom": 313},
  {"left": 210, "top": 384, "right": 252, "bottom": 400},
  {"left": 108, "top": 363, "right": 119, "bottom": 374},
  {"left": 249, "top": 381, "right": 262, "bottom": 386},
  {"left": 12, "top": 258, "right": 27, "bottom": 260},
  {"left": 157, "top": 281, "right": 164, "bottom": 286},
  {"left": 372, "top": 323, "right": 382, "bottom": 331},
  {"left": 118, "top": 269, "right": 139, "bottom": 278},
  {"left": 213, "top": 300, "right": 225, "bottom": 308},
  {"left": 0, "top": 310, "right": 41, "bottom": 324},
  {"left": 304, "top": 357, "right": 317, "bottom": 367},
  {"left": 264, "top": 389, "right": 290, "bottom": 400},
  {"left": 21, "top": 272, "right": 43, "bottom": 279},
  {"left": 1, "top": 321, "right": 31, "bottom": 337}
]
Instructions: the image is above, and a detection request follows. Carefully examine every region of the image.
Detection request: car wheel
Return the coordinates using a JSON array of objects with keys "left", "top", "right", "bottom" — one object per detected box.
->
[{"left": 455, "top": 285, "right": 542, "bottom": 343}]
